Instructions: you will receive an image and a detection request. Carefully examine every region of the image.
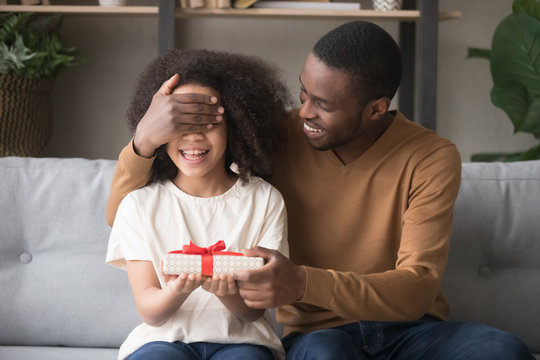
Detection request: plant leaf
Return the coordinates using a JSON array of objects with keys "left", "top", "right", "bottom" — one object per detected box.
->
[
  {"left": 490, "top": 13, "right": 540, "bottom": 95},
  {"left": 491, "top": 83, "right": 540, "bottom": 137},
  {"left": 471, "top": 151, "right": 525, "bottom": 162},
  {"left": 0, "top": 12, "right": 83, "bottom": 78},
  {"left": 470, "top": 143, "right": 540, "bottom": 161},
  {"left": 467, "top": 47, "right": 491, "bottom": 60},
  {"left": 513, "top": 0, "right": 540, "bottom": 21},
  {"left": 515, "top": 143, "right": 540, "bottom": 159}
]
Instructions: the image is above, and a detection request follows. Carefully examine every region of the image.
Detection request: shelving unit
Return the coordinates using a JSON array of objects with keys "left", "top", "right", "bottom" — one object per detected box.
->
[
  {"left": 0, "top": 4, "right": 461, "bottom": 20},
  {"left": 174, "top": 8, "right": 461, "bottom": 20},
  {"left": 0, "top": 0, "right": 461, "bottom": 130},
  {"left": 0, "top": 5, "right": 158, "bottom": 14}
]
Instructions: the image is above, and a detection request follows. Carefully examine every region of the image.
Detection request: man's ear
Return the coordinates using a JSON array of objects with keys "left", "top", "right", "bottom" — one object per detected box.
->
[{"left": 367, "top": 97, "right": 390, "bottom": 120}]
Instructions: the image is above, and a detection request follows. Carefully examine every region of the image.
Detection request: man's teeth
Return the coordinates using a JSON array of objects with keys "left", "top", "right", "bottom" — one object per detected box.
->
[{"left": 304, "top": 123, "right": 323, "bottom": 133}]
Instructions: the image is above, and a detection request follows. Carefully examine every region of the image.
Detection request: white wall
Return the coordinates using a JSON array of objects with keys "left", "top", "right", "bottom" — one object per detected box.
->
[{"left": 42, "top": 0, "right": 538, "bottom": 161}]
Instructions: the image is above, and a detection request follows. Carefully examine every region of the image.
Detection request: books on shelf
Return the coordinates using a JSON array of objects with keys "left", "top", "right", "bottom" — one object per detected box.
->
[
  {"left": 180, "top": 0, "right": 232, "bottom": 8},
  {"left": 253, "top": 1, "right": 360, "bottom": 9},
  {"left": 178, "top": 0, "right": 359, "bottom": 9}
]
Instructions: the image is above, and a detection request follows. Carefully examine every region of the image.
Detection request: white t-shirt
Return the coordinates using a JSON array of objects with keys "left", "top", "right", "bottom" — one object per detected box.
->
[{"left": 106, "top": 177, "right": 288, "bottom": 360}]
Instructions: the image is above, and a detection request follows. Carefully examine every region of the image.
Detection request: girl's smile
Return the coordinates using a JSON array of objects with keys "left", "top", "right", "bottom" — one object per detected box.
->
[
  {"left": 179, "top": 148, "right": 210, "bottom": 164},
  {"left": 166, "top": 84, "right": 235, "bottom": 197}
]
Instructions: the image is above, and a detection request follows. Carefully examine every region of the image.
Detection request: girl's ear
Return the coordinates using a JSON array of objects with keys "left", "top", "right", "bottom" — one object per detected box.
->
[{"left": 367, "top": 97, "right": 391, "bottom": 120}]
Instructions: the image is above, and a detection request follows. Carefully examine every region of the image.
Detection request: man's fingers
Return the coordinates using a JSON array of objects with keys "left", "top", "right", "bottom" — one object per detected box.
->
[
  {"left": 233, "top": 268, "right": 265, "bottom": 283},
  {"left": 234, "top": 247, "right": 275, "bottom": 282},
  {"left": 242, "top": 246, "right": 273, "bottom": 259},
  {"left": 238, "top": 287, "right": 269, "bottom": 301},
  {"left": 158, "top": 74, "right": 180, "bottom": 95},
  {"left": 171, "top": 92, "right": 219, "bottom": 105},
  {"left": 168, "top": 99, "right": 224, "bottom": 116},
  {"left": 174, "top": 122, "right": 221, "bottom": 135},
  {"left": 243, "top": 299, "right": 272, "bottom": 309}
]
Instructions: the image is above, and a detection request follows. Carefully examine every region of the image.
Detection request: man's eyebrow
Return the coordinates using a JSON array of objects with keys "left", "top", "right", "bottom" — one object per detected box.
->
[{"left": 298, "top": 75, "right": 330, "bottom": 105}]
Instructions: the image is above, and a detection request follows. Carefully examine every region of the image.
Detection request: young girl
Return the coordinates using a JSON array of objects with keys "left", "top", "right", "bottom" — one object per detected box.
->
[{"left": 106, "top": 49, "right": 291, "bottom": 360}]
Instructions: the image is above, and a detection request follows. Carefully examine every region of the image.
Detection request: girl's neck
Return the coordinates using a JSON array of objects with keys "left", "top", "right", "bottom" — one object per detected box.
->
[{"left": 172, "top": 171, "right": 238, "bottom": 198}]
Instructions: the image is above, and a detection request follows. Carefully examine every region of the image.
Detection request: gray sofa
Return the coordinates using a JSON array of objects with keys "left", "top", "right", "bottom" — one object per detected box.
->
[{"left": 0, "top": 156, "right": 538, "bottom": 359}]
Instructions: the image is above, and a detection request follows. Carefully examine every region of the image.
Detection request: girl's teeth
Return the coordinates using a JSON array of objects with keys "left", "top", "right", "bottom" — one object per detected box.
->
[{"left": 183, "top": 150, "right": 206, "bottom": 155}]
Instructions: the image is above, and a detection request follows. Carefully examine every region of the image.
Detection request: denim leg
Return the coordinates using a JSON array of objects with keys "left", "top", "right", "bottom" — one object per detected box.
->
[
  {"left": 370, "top": 317, "right": 535, "bottom": 360},
  {"left": 210, "top": 343, "right": 274, "bottom": 360},
  {"left": 283, "top": 317, "right": 534, "bottom": 360},
  {"left": 283, "top": 326, "right": 369, "bottom": 360},
  {"left": 126, "top": 341, "right": 200, "bottom": 360}
]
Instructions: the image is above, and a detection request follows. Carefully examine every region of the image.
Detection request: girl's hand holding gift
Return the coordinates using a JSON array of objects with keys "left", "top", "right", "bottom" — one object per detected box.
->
[
  {"left": 202, "top": 274, "right": 238, "bottom": 297},
  {"left": 163, "top": 272, "right": 204, "bottom": 295}
]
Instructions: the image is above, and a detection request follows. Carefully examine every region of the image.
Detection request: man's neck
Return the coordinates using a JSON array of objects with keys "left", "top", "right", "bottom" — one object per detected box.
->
[{"left": 333, "top": 112, "right": 394, "bottom": 165}]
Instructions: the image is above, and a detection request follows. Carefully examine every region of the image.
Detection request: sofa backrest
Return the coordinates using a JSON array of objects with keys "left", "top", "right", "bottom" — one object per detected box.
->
[
  {"left": 0, "top": 157, "right": 139, "bottom": 348},
  {"left": 442, "top": 160, "right": 540, "bottom": 354},
  {"left": 1, "top": 157, "right": 538, "bottom": 353}
]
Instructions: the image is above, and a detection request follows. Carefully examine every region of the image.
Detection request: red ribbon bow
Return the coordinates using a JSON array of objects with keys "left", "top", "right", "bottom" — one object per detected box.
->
[{"left": 168, "top": 240, "right": 242, "bottom": 276}]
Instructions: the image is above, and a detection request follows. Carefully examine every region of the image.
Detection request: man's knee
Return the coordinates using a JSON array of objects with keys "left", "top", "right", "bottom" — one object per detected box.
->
[
  {"left": 471, "top": 326, "right": 532, "bottom": 359},
  {"left": 443, "top": 322, "right": 533, "bottom": 360},
  {"left": 286, "top": 329, "right": 367, "bottom": 360}
]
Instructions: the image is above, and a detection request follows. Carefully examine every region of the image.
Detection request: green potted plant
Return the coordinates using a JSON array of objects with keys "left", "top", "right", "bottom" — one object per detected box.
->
[
  {"left": 0, "top": 12, "right": 83, "bottom": 157},
  {"left": 468, "top": 0, "right": 540, "bottom": 161}
]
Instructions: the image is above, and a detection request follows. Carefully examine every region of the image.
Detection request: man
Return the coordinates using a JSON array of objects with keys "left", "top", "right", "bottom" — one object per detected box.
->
[{"left": 107, "top": 21, "right": 533, "bottom": 359}]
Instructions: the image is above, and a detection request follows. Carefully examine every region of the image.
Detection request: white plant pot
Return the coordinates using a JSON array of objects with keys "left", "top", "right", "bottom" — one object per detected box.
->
[
  {"left": 98, "top": 0, "right": 127, "bottom": 6},
  {"left": 373, "top": 0, "right": 402, "bottom": 11}
]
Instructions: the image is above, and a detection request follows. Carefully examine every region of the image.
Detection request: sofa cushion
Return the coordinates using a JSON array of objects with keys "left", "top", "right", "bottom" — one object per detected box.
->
[
  {"left": 0, "top": 346, "right": 118, "bottom": 360},
  {"left": 0, "top": 157, "right": 139, "bottom": 348},
  {"left": 442, "top": 160, "right": 540, "bottom": 354}
]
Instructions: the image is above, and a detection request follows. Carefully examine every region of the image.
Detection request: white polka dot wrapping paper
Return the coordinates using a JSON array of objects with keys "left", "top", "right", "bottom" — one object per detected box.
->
[{"left": 162, "top": 253, "right": 264, "bottom": 276}]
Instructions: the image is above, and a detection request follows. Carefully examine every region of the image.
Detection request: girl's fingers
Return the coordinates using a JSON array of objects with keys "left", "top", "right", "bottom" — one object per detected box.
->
[{"left": 226, "top": 276, "right": 238, "bottom": 294}]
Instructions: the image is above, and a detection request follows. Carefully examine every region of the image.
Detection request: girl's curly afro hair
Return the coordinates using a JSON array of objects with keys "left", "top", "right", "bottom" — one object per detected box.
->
[{"left": 127, "top": 48, "right": 292, "bottom": 185}]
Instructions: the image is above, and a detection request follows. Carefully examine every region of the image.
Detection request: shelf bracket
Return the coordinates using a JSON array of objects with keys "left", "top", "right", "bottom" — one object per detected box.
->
[
  {"left": 158, "top": 0, "right": 176, "bottom": 55},
  {"left": 399, "top": 0, "right": 416, "bottom": 121},
  {"left": 417, "top": 0, "right": 438, "bottom": 131}
]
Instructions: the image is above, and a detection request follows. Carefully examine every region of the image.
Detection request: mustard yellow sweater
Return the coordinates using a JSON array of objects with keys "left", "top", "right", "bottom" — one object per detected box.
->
[{"left": 106, "top": 110, "right": 461, "bottom": 336}]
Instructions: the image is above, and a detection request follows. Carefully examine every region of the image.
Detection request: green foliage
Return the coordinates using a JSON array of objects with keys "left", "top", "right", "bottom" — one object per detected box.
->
[
  {"left": 0, "top": 35, "right": 36, "bottom": 73},
  {"left": 467, "top": 47, "right": 490, "bottom": 60},
  {"left": 468, "top": 0, "right": 540, "bottom": 161},
  {"left": 0, "top": 12, "right": 83, "bottom": 79}
]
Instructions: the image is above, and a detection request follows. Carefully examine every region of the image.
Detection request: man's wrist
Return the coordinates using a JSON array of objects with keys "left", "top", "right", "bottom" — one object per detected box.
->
[
  {"left": 132, "top": 133, "right": 156, "bottom": 159},
  {"left": 295, "top": 265, "right": 307, "bottom": 302}
]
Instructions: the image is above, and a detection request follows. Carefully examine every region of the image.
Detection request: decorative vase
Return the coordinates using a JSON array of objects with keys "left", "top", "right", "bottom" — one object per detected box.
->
[
  {"left": 373, "top": 0, "right": 402, "bottom": 11},
  {"left": 98, "top": 0, "right": 127, "bottom": 6},
  {"left": 0, "top": 74, "right": 53, "bottom": 157}
]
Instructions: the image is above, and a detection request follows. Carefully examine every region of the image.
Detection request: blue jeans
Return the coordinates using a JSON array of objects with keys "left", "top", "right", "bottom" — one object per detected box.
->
[
  {"left": 126, "top": 341, "right": 273, "bottom": 360},
  {"left": 282, "top": 316, "right": 534, "bottom": 360}
]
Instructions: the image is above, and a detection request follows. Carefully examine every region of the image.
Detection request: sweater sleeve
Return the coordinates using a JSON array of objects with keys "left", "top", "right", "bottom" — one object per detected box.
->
[
  {"left": 106, "top": 139, "right": 154, "bottom": 227},
  {"left": 298, "top": 144, "right": 462, "bottom": 322}
]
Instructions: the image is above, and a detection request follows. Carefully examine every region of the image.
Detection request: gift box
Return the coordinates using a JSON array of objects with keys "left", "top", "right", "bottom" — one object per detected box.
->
[{"left": 162, "top": 240, "right": 263, "bottom": 276}]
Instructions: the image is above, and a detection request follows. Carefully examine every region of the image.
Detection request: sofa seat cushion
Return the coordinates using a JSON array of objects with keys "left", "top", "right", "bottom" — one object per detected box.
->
[
  {"left": 442, "top": 160, "right": 540, "bottom": 355},
  {"left": 0, "top": 157, "right": 139, "bottom": 348},
  {"left": 0, "top": 346, "right": 118, "bottom": 360}
]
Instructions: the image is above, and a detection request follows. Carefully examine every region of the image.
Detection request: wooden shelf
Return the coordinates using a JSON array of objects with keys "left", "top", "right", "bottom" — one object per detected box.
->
[
  {"left": 176, "top": 8, "right": 461, "bottom": 21},
  {"left": 0, "top": 5, "right": 158, "bottom": 15},
  {"left": 0, "top": 5, "right": 461, "bottom": 22}
]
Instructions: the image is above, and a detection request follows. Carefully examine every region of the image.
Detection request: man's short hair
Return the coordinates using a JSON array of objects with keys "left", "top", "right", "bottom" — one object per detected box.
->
[{"left": 313, "top": 21, "right": 403, "bottom": 103}]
